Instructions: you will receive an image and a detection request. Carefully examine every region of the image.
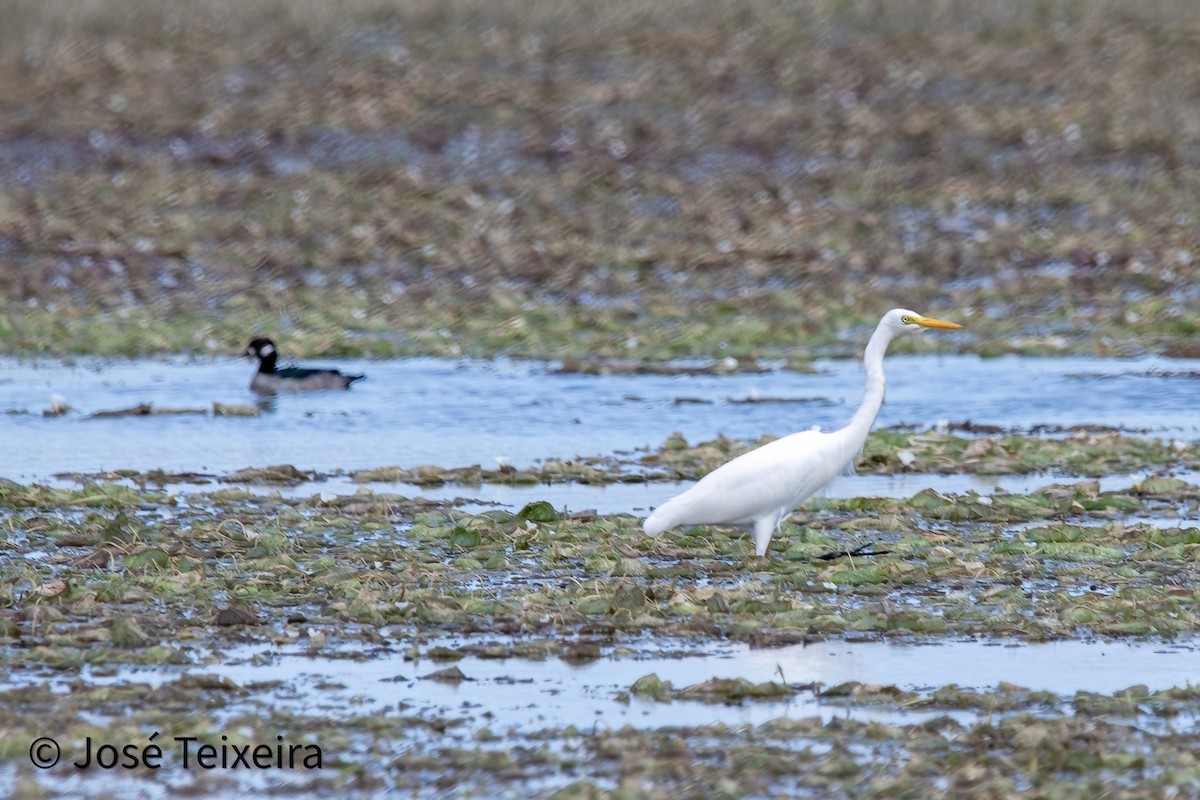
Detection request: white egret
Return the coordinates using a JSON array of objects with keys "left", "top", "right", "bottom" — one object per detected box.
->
[{"left": 643, "top": 309, "right": 962, "bottom": 556}]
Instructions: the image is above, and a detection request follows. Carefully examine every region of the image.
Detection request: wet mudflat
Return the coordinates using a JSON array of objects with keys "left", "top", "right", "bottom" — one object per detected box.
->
[
  {"left": 1, "top": 356, "right": 1198, "bottom": 797},
  {"left": 3, "top": 3, "right": 1200, "bottom": 366},
  {"left": 4, "top": 0, "right": 1200, "bottom": 792},
  {"left": 2, "top": 474, "right": 1200, "bottom": 797}
]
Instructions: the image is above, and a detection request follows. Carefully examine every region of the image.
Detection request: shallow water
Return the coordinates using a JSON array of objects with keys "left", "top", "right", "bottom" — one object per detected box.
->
[
  {"left": 2, "top": 354, "right": 1199, "bottom": 790},
  {"left": 302, "top": 468, "right": 1195, "bottom": 516},
  {"left": 0, "top": 354, "right": 1196, "bottom": 483},
  {"left": 69, "top": 637, "right": 1200, "bottom": 733}
]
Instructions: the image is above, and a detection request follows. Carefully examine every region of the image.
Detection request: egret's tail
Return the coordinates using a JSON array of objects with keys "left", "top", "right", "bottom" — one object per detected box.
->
[{"left": 642, "top": 507, "right": 670, "bottom": 537}]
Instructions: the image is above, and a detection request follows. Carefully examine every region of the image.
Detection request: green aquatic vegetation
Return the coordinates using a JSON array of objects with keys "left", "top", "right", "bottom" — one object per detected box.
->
[
  {"left": 448, "top": 527, "right": 483, "bottom": 549},
  {"left": 866, "top": 430, "right": 1200, "bottom": 476},
  {"left": 124, "top": 547, "right": 173, "bottom": 572},
  {"left": 818, "top": 681, "right": 915, "bottom": 704},
  {"left": 823, "top": 566, "right": 888, "bottom": 586},
  {"left": 518, "top": 501, "right": 560, "bottom": 523},
  {"left": 0, "top": 482, "right": 163, "bottom": 510},
  {"left": 1021, "top": 524, "right": 1108, "bottom": 543},
  {"left": 628, "top": 673, "right": 674, "bottom": 701},
  {"left": 674, "top": 677, "right": 797, "bottom": 703},
  {"left": 1136, "top": 476, "right": 1192, "bottom": 495},
  {"left": 1035, "top": 542, "right": 1127, "bottom": 562},
  {"left": 644, "top": 431, "right": 1199, "bottom": 484},
  {"left": 3, "top": 473, "right": 1200, "bottom": 677},
  {"left": 221, "top": 465, "right": 315, "bottom": 485},
  {"left": 352, "top": 460, "right": 624, "bottom": 487}
]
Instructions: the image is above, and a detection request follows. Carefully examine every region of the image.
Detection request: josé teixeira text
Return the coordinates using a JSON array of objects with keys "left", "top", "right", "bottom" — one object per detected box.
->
[{"left": 29, "top": 733, "right": 323, "bottom": 771}]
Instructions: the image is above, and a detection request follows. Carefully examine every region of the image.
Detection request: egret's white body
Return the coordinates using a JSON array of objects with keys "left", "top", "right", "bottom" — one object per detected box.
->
[{"left": 643, "top": 309, "right": 962, "bottom": 556}]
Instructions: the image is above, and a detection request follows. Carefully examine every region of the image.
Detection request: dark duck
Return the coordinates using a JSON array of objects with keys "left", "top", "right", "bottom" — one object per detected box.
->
[{"left": 243, "top": 338, "right": 365, "bottom": 393}]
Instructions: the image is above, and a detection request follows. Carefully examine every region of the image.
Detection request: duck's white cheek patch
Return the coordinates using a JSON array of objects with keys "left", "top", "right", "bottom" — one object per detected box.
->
[{"left": 261, "top": 345, "right": 275, "bottom": 357}]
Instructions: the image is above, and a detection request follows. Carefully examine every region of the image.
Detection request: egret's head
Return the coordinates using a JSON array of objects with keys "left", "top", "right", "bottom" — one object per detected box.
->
[{"left": 886, "top": 309, "right": 963, "bottom": 333}]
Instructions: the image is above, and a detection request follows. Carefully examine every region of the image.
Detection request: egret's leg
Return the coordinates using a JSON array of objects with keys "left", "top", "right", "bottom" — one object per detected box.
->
[{"left": 752, "top": 513, "right": 780, "bottom": 557}]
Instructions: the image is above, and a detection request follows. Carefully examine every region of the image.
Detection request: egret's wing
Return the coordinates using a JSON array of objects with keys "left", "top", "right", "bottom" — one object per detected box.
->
[{"left": 647, "top": 431, "right": 839, "bottom": 530}]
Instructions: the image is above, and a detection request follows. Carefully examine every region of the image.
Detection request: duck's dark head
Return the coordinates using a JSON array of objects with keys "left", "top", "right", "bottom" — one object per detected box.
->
[{"left": 244, "top": 337, "right": 278, "bottom": 372}]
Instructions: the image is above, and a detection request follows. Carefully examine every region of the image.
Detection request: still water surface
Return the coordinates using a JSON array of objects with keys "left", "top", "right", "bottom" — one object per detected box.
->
[
  {"left": 1, "top": 354, "right": 1195, "bottom": 482},
  {"left": 73, "top": 636, "right": 1200, "bottom": 734}
]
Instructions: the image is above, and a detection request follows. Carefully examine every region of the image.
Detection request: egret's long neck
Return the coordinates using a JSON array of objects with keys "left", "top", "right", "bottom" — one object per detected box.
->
[{"left": 843, "top": 323, "right": 892, "bottom": 438}]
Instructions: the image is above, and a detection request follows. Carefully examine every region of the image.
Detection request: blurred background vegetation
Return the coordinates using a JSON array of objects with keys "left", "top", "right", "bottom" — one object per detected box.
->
[{"left": 0, "top": 0, "right": 1197, "bottom": 359}]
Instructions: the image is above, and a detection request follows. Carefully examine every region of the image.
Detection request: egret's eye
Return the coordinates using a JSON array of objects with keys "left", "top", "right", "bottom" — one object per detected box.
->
[{"left": 901, "top": 315, "right": 914, "bottom": 324}]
